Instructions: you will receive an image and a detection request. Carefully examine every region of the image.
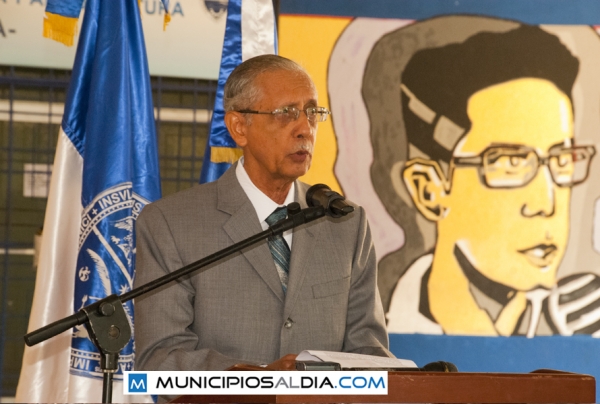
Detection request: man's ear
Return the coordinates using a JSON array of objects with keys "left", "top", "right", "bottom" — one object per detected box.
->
[
  {"left": 401, "top": 158, "right": 449, "bottom": 222},
  {"left": 224, "top": 111, "right": 248, "bottom": 147}
]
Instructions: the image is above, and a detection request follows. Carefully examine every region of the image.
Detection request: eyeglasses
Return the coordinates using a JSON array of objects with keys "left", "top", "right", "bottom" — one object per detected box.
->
[
  {"left": 452, "top": 144, "right": 596, "bottom": 188},
  {"left": 236, "top": 106, "right": 331, "bottom": 124}
]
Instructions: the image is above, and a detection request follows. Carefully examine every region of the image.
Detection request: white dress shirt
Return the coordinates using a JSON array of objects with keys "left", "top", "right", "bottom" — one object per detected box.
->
[{"left": 235, "top": 157, "right": 295, "bottom": 249}]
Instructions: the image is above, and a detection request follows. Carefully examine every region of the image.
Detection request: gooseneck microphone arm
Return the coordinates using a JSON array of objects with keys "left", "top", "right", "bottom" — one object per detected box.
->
[
  {"left": 24, "top": 185, "right": 354, "bottom": 403},
  {"left": 24, "top": 203, "right": 327, "bottom": 346}
]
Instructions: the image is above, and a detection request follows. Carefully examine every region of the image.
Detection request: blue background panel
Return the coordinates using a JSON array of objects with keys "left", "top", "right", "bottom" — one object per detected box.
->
[{"left": 280, "top": 0, "right": 600, "bottom": 25}]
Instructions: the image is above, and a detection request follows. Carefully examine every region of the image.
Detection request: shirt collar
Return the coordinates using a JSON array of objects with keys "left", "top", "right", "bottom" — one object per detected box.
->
[{"left": 235, "top": 156, "right": 295, "bottom": 226}]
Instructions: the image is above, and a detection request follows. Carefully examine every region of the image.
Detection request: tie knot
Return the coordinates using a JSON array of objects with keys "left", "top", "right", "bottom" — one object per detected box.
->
[{"left": 266, "top": 206, "right": 287, "bottom": 226}]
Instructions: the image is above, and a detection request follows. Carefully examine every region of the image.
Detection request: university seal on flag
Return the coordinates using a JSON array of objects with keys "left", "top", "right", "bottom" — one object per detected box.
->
[{"left": 70, "top": 182, "right": 150, "bottom": 379}]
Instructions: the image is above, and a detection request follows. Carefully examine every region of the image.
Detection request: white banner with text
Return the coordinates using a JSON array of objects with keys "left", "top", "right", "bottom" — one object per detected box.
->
[{"left": 0, "top": 0, "right": 227, "bottom": 79}]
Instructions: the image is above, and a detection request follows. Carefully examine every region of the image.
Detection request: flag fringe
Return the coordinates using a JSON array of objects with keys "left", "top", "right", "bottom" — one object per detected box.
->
[
  {"left": 43, "top": 12, "right": 78, "bottom": 47},
  {"left": 210, "top": 147, "right": 243, "bottom": 163}
]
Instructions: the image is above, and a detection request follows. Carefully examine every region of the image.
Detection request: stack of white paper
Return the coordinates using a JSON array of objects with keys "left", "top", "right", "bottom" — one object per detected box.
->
[{"left": 296, "top": 350, "right": 418, "bottom": 369}]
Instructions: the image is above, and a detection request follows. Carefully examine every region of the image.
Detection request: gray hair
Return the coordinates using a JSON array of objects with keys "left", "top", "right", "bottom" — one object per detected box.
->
[{"left": 223, "top": 54, "right": 313, "bottom": 112}]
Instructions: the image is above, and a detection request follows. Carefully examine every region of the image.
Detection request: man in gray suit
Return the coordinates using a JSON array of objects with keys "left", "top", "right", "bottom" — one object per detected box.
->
[{"left": 134, "top": 55, "right": 391, "bottom": 374}]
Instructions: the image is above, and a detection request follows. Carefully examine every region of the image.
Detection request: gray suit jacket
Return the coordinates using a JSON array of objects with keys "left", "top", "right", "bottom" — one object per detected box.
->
[{"left": 134, "top": 165, "right": 391, "bottom": 372}]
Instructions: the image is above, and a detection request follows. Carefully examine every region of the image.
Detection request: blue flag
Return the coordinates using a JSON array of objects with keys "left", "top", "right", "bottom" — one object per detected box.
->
[
  {"left": 42, "top": 0, "right": 170, "bottom": 46},
  {"left": 16, "top": 0, "right": 160, "bottom": 401},
  {"left": 200, "top": 0, "right": 277, "bottom": 183}
]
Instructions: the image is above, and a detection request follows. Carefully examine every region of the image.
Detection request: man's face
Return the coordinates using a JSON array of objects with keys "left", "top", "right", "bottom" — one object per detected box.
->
[
  {"left": 438, "top": 78, "right": 573, "bottom": 290},
  {"left": 235, "top": 69, "right": 318, "bottom": 187}
]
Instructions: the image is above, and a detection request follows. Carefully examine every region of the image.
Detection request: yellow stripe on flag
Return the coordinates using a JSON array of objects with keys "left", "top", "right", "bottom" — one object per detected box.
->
[
  {"left": 43, "top": 11, "right": 78, "bottom": 47},
  {"left": 210, "top": 147, "right": 243, "bottom": 164}
]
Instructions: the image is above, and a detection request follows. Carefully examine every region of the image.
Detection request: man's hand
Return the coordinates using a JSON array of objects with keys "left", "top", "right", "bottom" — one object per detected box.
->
[{"left": 265, "top": 354, "right": 297, "bottom": 370}]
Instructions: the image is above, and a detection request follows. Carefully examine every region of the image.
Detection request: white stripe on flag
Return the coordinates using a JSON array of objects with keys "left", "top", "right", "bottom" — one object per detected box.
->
[
  {"left": 16, "top": 130, "right": 82, "bottom": 402},
  {"left": 241, "top": 0, "right": 276, "bottom": 62}
]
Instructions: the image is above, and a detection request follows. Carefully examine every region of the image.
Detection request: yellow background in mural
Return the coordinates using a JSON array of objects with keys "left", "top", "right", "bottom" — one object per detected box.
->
[{"left": 279, "top": 15, "right": 352, "bottom": 194}]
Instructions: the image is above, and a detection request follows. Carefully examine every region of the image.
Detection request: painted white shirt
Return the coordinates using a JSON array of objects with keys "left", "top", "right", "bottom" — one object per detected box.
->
[{"left": 386, "top": 254, "right": 443, "bottom": 334}]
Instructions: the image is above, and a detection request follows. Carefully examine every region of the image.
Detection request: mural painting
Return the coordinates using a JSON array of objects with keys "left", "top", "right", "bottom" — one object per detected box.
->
[
  {"left": 327, "top": 16, "right": 600, "bottom": 338},
  {"left": 280, "top": 5, "right": 600, "bottom": 394}
]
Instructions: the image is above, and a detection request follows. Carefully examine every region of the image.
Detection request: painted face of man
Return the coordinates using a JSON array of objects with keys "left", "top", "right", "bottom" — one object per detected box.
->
[{"left": 438, "top": 78, "right": 574, "bottom": 290}]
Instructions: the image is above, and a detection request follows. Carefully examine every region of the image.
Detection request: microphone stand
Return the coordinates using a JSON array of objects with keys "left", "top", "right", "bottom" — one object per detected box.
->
[{"left": 23, "top": 202, "right": 340, "bottom": 403}]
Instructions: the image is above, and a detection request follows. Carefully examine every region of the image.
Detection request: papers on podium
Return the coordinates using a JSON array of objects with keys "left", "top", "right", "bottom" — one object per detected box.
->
[{"left": 296, "top": 350, "right": 418, "bottom": 370}]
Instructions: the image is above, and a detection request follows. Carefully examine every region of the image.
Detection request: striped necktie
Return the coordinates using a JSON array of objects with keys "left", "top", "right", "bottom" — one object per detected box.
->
[{"left": 265, "top": 206, "right": 291, "bottom": 294}]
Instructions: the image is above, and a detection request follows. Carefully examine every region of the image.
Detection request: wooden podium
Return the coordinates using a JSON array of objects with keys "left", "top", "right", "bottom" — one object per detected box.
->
[{"left": 170, "top": 369, "right": 595, "bottom": 403}]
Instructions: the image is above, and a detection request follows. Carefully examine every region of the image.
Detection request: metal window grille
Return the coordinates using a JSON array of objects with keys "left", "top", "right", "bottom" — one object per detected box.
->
[{"left": 0, "top": 65, "right": 216, "bottom": 397}]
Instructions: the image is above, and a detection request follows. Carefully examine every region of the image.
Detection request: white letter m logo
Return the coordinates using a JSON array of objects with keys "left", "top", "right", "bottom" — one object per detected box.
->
[{"left": 129, "top": 373, "right": 148, "bottom": 393}]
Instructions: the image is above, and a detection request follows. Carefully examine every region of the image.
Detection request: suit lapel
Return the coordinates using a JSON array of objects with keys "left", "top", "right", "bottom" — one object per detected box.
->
[
  {"left": 283, "top": 183, "right": 323, "bottom": 319},
  {"left": 218, "top": 165, "right": 285, "bottom": 302}
]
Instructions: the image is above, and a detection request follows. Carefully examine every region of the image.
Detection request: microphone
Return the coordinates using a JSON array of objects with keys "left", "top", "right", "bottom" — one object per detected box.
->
[
  {"left": 378, "top": 361, "right": 458, "bottom": 372},
  {"left": 422, "top": 361, "right": 459, "bottom": 372},
  {"left": 306, "top": 184, "right": 354, "bottom": 218}
]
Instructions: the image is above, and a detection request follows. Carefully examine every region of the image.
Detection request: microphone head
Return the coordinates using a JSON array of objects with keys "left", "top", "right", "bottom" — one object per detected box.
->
[
  {"left": 305, "top": 183, "right": 331, "bottom": 208},
  {"left": 306, "top": 183, "right": 353, "bottom": 218},
  {"left": 422, "top": 361, "right": 459, "bottom": 372}
]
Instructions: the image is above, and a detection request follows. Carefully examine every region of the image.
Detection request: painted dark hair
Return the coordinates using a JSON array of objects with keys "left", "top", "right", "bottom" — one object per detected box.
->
[{"left": 401, "top": 24, "right": 579, "bottom": 163}]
